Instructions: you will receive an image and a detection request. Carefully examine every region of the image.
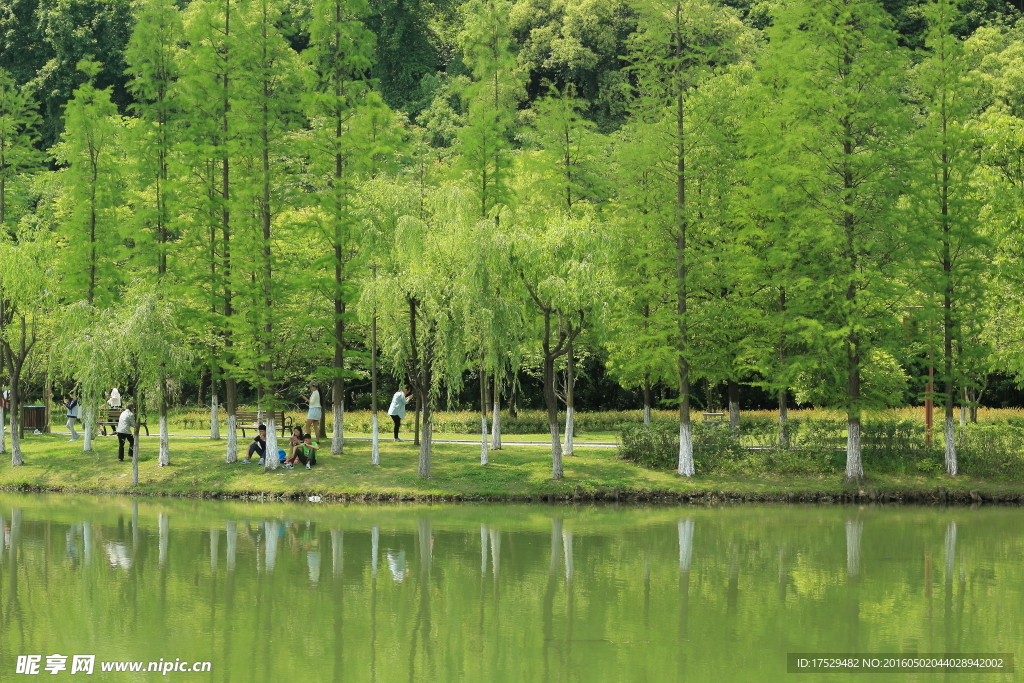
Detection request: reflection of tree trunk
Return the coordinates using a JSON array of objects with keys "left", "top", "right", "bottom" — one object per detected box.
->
[
  {"left": 370, "top": 527, "right": 378, "bottom": 683},
  {"left": 371, "top": 525, "right": 379, "bottom": 577},
  {"left": 542, "top": 518, "right": 562, "bottom": 683},
  {"left": 778, "top": 547, "right": 787, "bottom": 602},
  {"left": 158, "top": 514, "right": 169, "bottom": 568},
  {"left": 562, "top": 530, "right": 574, "bottom": 677},
  {"left": 846, "top": 519, "right": 863, "bottom": 577},
  {"left": 480, "top": 524, "right": 488, "bottom": 575},
  {"left": 226, "top": 520, "right": 236, "bottom": 572},
  {"left": 489, "top": 527, "right": 500, "bottom": 580},
  {"left": 223, "top": 522, "right": 235, "bottom": 683},
  {"left": 264, "top": 521, "right": 278, "bottom": 574},
  {"left": 332, "top": 528, "right": 344, "bottom": 682},
  {"left": 6, "top": 508, "right": 21, "bottom": 638},
  {"left": 210, "top": 526, "right": 219, "bottom": 575}
]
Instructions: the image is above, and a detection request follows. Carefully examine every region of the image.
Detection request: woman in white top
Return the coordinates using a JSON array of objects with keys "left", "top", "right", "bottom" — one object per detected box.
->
[
  {"left": 303, "top": 382, "right": 321, "bottom": 436},
  {"left": 387, "top": 385, "right": 413, "bottom": 441},
  {"left": 107, "top": 387, "right": 121, "bottom": 408}
]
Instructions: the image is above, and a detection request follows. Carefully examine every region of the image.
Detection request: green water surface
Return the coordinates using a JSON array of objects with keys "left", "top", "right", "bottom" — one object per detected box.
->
[{"left": 0, "top": 495, "right": 1020, "bottom": 682}]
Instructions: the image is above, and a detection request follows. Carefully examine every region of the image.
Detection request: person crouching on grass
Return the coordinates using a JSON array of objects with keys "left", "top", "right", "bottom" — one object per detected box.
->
[
  {"left": 284, "top": 433, "right": 319, "bottom": 469},
  {"left": 242, "top": 425, "right": 267, "bottom": 464}
]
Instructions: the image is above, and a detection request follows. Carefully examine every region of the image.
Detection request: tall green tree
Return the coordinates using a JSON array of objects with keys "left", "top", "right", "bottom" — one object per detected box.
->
[
  {"left": 0, "top": 69, "right": 41, "bottom": 235},
  {"left": 126, "top": 0, "right": 183, "bottom": 466},
  {"left": 755, "top": 0, "right": 912, "bottom": 481},
  {"left": 54, "top": 60, "right": 125, "bottom": 308},
  {"left": 625, "top": 0, "right": 749, "bottom": 476},
  {"left": 305, "top": 0, "right": 378, "bottom": 455},
  {"left": 911, "top": 0, "right": 986, "bottom": 476}
]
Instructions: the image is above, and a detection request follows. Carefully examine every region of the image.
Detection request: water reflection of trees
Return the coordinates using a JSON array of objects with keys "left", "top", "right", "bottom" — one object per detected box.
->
[{"left": 0, "top": 502, "right": 1022, "bottom": 681}]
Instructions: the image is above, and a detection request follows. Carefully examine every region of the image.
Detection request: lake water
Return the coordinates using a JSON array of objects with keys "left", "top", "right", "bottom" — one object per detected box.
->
[{"left": 0, "top": 495, "right": 1020, "bottom": 682}]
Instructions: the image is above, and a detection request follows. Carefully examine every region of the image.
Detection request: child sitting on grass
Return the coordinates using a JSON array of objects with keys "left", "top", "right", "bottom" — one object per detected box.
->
[{"left": 284, "top": 434, "right": 319, "bottom": 469}]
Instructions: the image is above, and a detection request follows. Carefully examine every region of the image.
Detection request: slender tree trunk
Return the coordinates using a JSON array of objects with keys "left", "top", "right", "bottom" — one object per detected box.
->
[
  {"left": 845, "top": 340, "right": 863, "bottom": 482},
  {"left": 259, "top": 59, "right": 277, "bottom": 471},
  {"left": 643, "top": 376, "right": 652, "bottom": 425},
  {"left": 480, "top": 364, "right": 489, "bottom": 465},
  {"left": 541, "top": 314, "right": 563, "bottom": 479},
  {"left": 564, "top": 334, "right": 575, "bottom": 456},
  {"left": 510, "top": 375, "right": 519, "bottom": 418},
  {"left": 778, "top": 289, "right": 788, "bottom": 448},
  {"left": 83, "top": 404, "right": 93, "bottom": 452},
  {"left": 843, "top": 125, "right": 863, "bottom": 482},
  {"left": 941, "top": 163, "right": 957, "bottom": 476},
  {"left": 158, "top": 374, "right": 169, "bottom": 466},
  {"left": 0, "top": 399, "right": 5, "bottom": 455},
  {"left": 371, "top": 308, "right": 379, "bottom": 465},
  {"left": 491, "top": 375, "right": 501, "bottom": 450},
  {"left": 673, "top": 24, "right": 693, "bottom": 477},
  {"left": 131, "top": 382, "right": 141, "bottom": 486},
  {"left": 418, "top": 369, "right": 432, "bottom": 478},
  {"left": 43, "top": 372, "right": 51, "bottom": 434},
  {"left": 9, "top": 380, "right": 21, "bottom": 466},
  {"left": 210, "top": 373, "right": 220, "bottom": 439},
  {"left": 960, "top": 387, "right": 967, "bottom": 427}
]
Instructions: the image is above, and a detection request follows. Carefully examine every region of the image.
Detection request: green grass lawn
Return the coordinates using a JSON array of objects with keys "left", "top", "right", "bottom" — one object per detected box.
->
[{"left": 3, "top": 432, "right": 1023, "bottom": 502}]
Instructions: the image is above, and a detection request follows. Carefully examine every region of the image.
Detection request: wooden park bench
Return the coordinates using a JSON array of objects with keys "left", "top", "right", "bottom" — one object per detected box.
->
[
  {"left": 702, "top": 412, "right": 725, "bottom": 425},
  {"left": 236, "top": 410, "right": 293, "bottom": 438},
  {"left": 98, "top": 409, "right": 150, "bottom": 436}
]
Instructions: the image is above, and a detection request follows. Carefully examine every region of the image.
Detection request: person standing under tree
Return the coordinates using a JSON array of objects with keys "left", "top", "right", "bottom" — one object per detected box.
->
[
  {"left": 302, "top": 382, "right": 321, "bottom": 436},
  {"left": 116, "top": 403, "right": 136, "bottom": 462},
  {"left": 387, "top": 385, "right": 413, "bottom": 441},
  {"left": 64, "top": 391, "right": 80, "bottom": 441}
]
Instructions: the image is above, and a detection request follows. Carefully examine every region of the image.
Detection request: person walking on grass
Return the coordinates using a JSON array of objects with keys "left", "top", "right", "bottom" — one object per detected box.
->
[
  {"left": 387, "top": 385, "right": 413, "bottom": 441},
  {"left": 302, "top": 381, "right": 321, "bottom": 436},
  {"left": 243, "top": 424, "right": 267, "bottom": 464},
  {"left": 64, "top": 391, "right": 80, "bottom": 441},
  {"left": 116, "top": 403, "right": 136, "bottom": 462}
]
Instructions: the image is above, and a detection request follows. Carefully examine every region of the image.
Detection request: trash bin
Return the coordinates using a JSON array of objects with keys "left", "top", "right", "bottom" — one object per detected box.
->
[{"left": 22, "top": 406, "right": 47, "bottom": 431}]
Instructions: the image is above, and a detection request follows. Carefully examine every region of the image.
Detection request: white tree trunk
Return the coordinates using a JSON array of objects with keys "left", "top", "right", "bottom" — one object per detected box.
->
[
  {"left": 132, "top": 428, "right": 140, "bottom": 486},
  {"left": 562, "top": 531, "right": 574, "bottom": 582},
  {"left": 729, "top": 399, "right": 740, "bottom": 432},
  {"left": 563, "top": 407, "right": 574, "bottom": 456},
  {"left": 944, "top": 521, "right": 956, "bottom": 581},
  {"left": 264, "top": 520, "right": 278, "bottom": 573},
  {"left": 480, "top": 414, "right": 489, "bottom": 465},
  {"left": 210, "top": 390, "right": 220, "bottom": 440},
  {"left": 480, "top": 523, "right": 488, "bottom": 575},
  {"left": 264, "top": 416, "right": 279, "bottom": 471},
  {"left": 489, "top": 527, "right": 500, "bottom": 578},
  {"left": 331, "top": 401, "right": 343, "bottom": 455},
  {"left": 0, "top": 402, "right": 5, "bottom": 454},
  {"left": 371, "top": 413, "right": 380, "bottom": 465},
  {"left": 11, "top": 411, "right": 23, "bottom": 466},
  {"left": 959, "top": 404, "right": 966, "bottom": 427},
  {"left": 845, "top": 418, "right": 863, "bottom": 481},
  {"left": 846, "top": 519, "right": 863, "bottom": 577},
  {"left": 677, "top": 422, "right": 694, "bottom": 476},
  {"left": 83, "top": 406, "right": 93, "bottom": 452},
  {"left": 678, "top": 518, "right": 694, "bottom": 574},
  {"left": 643, "top": 404, "right": 651, "bottom": 425},
  {"left": 944, "top": 416, "right": 957, "bottom": 476},
  {"left": 158, "top": 415, "right": 170, "bottom": 466},
  {"left": 418, "top": 419, "right": 432, "bottom": 478},
  {"left": 158, "top": 514, "right": 168, "bottom": 568},
  {"left": 331, "top": 528, "right": 343, "bottom": 578},
  {"left": 370, "top": 525, "right": 379, "bottom": 577},
  {"left": 225, "top": 414, "right": 237, "bottom": 463},
  {"left": 209, "top": 527, "right": 219, "bottom": 573},
  {"left": 491, "top": 390, "right": 501, "bottom": 450},
  {"left": 550, "top": 420, "right": 563, "bottom": 479},
  {"left": 226, "top": 520, "right": 237, "bottom": 572}
]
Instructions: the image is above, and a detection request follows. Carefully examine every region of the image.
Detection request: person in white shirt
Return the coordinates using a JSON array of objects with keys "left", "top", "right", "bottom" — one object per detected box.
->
[
  {"left": 64, "top": 392, "right": 80, "bottom": 441},
  {"left": 387, "top": 385, "right": 413, "bottom": 441},
  {"left": 302, "top": 382, "right": 321, "bottom": 436},
  {"left": 107, "top": 387, "right": 121, "bottom": 409},
  {"left": 116, "top": 404, "right": 136, "bottom": 462}
]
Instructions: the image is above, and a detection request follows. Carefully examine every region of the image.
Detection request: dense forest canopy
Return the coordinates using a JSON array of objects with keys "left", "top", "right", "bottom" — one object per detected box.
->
[{"left": 2, "top": 0, "right": 1024, "bottom": 479}]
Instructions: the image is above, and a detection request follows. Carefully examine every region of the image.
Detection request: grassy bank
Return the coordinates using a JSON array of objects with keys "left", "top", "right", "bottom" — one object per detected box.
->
[{"left": 1, "top": 433, "right": 1022, "bottom": 505}]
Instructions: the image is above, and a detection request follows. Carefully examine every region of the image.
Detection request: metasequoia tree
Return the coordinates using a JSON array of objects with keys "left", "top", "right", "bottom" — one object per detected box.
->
[
  {"left": 0, "top": 69, "right": 41, "bottom": 235},
  {"left": 911, "top": 0, "right": 987, "bottom": 476},
  {"left": 54, "top": 60, "right": 125, "bottom": 308},
  {"left": 305, "top": 0, "right": 376, "bottom": 455},
  {"left": 126, "top": 0, "right": 183, "bottom": 465},
  {"left": 458, "top": 0, "right": 523, "bottom": 461},
  {"left": 755, "top": 0, "right": 911, "bottom": 481},
  {"left": 180, "top": 0, "right": 246, "bottom": 461},
  {"left": 625, "top": 0, "right": 749, "bottom": 476}
]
